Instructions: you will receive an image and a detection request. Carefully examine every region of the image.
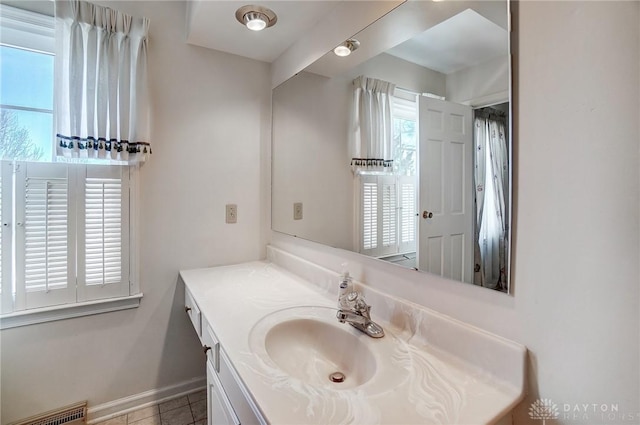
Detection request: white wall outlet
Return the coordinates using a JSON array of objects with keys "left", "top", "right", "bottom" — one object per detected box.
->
[
  {"left": 226, "top": 204, "right": 237, "bottom": 224},
  {"left": 293, "top": 202, "right": 303, "bottom": 220}
]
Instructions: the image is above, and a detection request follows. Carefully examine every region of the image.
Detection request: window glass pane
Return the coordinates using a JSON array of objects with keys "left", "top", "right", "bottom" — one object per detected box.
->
[
  {"left": 393, "top": 118, "right": 417, "bottom": 176},
  {"left": 0, "top": 45, "right": 54, "bottom": 110},
  {"left": 0, "top": 108, "right": 52, "bottom": 161}
]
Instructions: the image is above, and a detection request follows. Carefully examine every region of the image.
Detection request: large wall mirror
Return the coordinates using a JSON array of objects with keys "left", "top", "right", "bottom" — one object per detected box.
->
[{"left": 272, "top": 0, "right": 512, "bottom": 293}]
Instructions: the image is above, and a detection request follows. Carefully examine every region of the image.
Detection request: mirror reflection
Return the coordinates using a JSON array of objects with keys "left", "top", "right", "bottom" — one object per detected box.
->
[{"left": 272, "top": 1, "right": 511, "bottom": 292}]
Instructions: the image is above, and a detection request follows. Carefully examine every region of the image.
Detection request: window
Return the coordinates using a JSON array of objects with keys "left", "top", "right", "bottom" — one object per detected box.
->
[
  {"left": 357, "top": 95, "right": 418, "bottom": 257},
  {"left": 0, "top": 5, "right": 54, "bottom": 162},
  {"left": 392, "top": 97, "right": 417, "bottom": 178},
  {"left": 0, "top": 5, "right": 140, "bottom": 327},
  {"left": 392, "top": 96, "right": 418, "bottom": 255}
]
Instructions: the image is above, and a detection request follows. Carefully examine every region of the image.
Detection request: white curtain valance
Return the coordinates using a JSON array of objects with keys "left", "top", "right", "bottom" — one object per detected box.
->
[
  {"left": 55, "top": 0, "right": 150, "bottom": 163},
  {"left": 350, "top": 76, "right": 396, "bottom": 173}
]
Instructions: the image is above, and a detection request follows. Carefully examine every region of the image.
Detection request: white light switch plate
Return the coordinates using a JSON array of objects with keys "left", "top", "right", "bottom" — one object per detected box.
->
[
  {"left": 226, "top": 204, "right": 237, "bottom": 224},
  {"left": 293, "top": 202, "right": 303, "bottom": 220}
]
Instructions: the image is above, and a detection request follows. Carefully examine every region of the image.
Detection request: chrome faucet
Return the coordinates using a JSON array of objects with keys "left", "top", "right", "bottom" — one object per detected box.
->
[{"left": 337, "top": 289, "right": 385, "bottom": 338}]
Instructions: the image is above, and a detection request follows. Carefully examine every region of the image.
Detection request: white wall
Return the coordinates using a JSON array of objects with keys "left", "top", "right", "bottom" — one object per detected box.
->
[
  {"left": 0, "top": 1, "right": 271, "bottom": 422},
  {"left": 271, "top": 1, "right": 640, "bottom": 423},
  {"left": 512, "top": 2, "right": 639, "bottom": 421},
  {"left": 272, "top": 71, "right": 354, "bottom": 250},
  {"left": 446, "top": 55, "right": 510, "bottom": 105},
  {"left": 354, "top": 53, "right": 445, "bottom": 95}
]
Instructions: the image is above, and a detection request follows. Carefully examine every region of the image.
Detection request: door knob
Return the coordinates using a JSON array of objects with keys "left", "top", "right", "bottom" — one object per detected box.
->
[{"left": 422, "top": 211, "right": 433, "bottom": 219}]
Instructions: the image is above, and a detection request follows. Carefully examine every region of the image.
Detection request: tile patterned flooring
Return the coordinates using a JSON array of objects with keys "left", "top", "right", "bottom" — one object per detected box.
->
[{"left": 96, "top": 390, "right": 207, "bottom": 425}]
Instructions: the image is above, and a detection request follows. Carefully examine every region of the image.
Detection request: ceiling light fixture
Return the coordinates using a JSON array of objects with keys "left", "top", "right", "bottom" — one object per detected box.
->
[
  {"left": 235, "top": 5, "right": 277, "bottom": 31},
  {"left": 334, "top": 39, "right": 360, "bottom": 57}
]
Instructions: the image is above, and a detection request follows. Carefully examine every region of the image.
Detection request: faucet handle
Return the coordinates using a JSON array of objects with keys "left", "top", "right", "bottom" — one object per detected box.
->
[
  {"left": 354, "top": 297, "right": 368, "bottom": 311},
  {"left": 355, "top": 300, "right": 372, "bottom": 319},
  {"left": 338, "top": 290, "right": 358, "bottom": 309},
  {"left": 339, "top": 289, "right": 373, "bottom": 318}
]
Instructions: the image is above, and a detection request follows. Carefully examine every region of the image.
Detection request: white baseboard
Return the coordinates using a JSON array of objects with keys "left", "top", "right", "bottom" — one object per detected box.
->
[{"left": 86, "top": 377, "right": 206, "bottom": 424}]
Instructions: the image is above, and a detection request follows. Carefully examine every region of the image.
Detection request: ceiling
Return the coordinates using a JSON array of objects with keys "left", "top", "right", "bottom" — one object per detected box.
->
[
  {"left": 305, "top": 1, "right": 508, "bottom": 79},
  {"left": 186, "top": 1, "right": 508, "bottom": 76},
  {"left": 386, "top": 9, "right": 508, "bottom": 75},
  {"left": 186, "top": 1, "right": 341, "bottom": 63}
]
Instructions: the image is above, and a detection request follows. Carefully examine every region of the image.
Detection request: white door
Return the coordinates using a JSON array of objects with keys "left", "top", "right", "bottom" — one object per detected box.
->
[{"left": 418, "top": 96, "right": 473, "bottom": 283}]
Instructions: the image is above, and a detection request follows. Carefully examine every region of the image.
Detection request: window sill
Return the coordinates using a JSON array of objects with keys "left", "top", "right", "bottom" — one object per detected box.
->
[{"left": 0, "top": 294, "right": 143, "bottom": 330}]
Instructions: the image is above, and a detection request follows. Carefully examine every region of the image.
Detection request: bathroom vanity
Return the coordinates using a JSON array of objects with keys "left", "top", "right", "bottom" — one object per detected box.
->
[{"left": 180, "top": 247, "right": 526, "bottom": 424}]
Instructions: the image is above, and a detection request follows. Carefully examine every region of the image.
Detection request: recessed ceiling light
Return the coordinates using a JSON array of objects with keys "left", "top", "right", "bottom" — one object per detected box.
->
[
  {"left": 334, "top": 39, "right": 360, "bottom": 57},
  {"left": 235, "top": 5, "right": 277, "bottom": 31}
]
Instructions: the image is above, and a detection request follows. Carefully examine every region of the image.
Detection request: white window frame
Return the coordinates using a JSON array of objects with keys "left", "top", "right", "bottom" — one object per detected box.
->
[
  {"left": 0, "top": 4, "right": 55, "bottom": 160},
  {"left": 0, "top": 6, "right": 141, "bottom": 329},
  {"left": 0, "top": 3, "right": 55, "bottom": 54},
  {"left": 0, "top": 162, "right": 13, "bottom": 314}
]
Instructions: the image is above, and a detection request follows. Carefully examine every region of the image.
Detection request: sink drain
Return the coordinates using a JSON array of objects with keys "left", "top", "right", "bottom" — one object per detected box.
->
[{"left": 329, "top": 372, "right": 345, "bottom": 383}]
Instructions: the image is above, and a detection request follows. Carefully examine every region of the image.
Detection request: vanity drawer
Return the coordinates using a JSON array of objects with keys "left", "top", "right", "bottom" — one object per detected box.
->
[
  {"left": 218, "top": 350, "right": 266, "bottom": 425},
  {"left": 185, "top": 288, "right": 202, "bottom": 337},
  {"left": 202, "top": 317, "right": 220, "bottom": 372}
]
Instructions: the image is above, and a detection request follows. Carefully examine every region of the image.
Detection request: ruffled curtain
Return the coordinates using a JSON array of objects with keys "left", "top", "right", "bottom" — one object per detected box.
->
[
  {"left": 350, "top": 76, "right": 395, "bottom": 173},
  {"left": 473, "top": 108, "right": 508, "bottom": 290},
  {"left": 55, "top": 0, "right": 150, "bottom": 163}
]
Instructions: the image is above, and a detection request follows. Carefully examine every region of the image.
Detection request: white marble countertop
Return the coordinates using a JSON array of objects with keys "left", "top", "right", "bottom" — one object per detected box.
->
[{"left": 180, "top": 260, "right": 525, "bottom": 425}]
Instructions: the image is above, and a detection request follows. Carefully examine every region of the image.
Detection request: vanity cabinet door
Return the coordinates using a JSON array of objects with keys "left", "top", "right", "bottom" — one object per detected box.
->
[
  {"left": 217, "top": 351, "right": 264, "bottom": 425},
  {"left": 207, "top": 360, "right": 240, "bottom": 425}
]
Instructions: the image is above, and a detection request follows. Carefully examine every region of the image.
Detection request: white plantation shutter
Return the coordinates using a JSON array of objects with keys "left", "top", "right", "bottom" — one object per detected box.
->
[
  {"left": 4, "top": 162, "right": 131, "bottom": 313},
  {"left": 77, "top": 165, "right": 129, "bottom": 301},
  {"left": 398, "top": 176, "right": 417, "bottom": 253},
  {"left": 25, "top": 178, "right": 68, "bottom": 291},
  {"left": 381, "top": 177, "right": 397, "bottom": 249},
  {"left": 362, "top": 178, "right": 377, "bottom": 251},
  {"left": 359, "top": 174, "right": 416, "bottom": 258},
  {"left": 85, "top": 177, "right": 122, "bottom": 285},
  {"left": 359, "top": 174, "right": 398, "bottom": 257},
  {"left": 15, "top": 162, "right": 76, "bottom": 310}
]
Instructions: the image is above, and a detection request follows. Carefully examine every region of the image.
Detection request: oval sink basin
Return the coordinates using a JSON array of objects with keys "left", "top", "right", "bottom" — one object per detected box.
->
[
  {"left": 264, "top": 317, "right": 376, "bottom": 388},
  {"left": 249, "top": 306, "right": 411, "bottom": 392}
]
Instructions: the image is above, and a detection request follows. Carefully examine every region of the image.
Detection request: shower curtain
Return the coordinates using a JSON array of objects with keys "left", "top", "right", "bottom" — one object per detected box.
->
[{"left": 473, "top": 108, "right": 508, "bottom": 290}]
